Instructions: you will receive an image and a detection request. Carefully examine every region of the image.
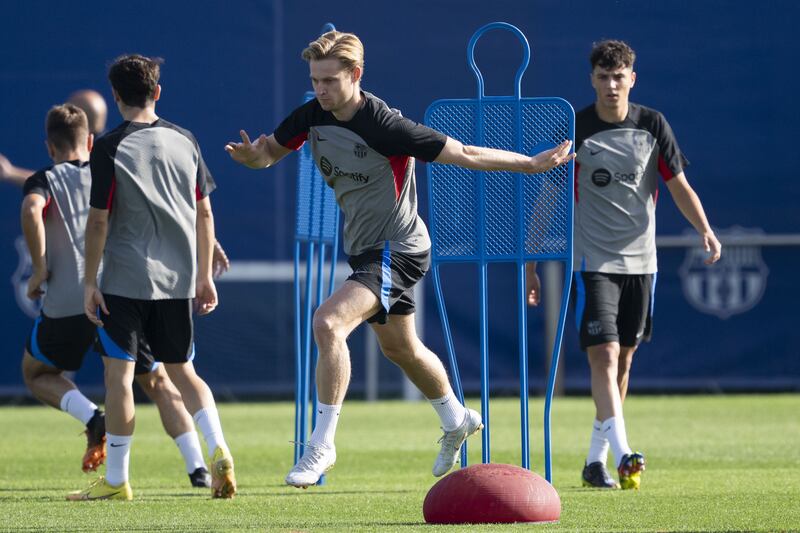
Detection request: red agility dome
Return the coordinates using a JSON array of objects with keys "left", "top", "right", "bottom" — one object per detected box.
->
[{"left": 423, "top": 463, "right": 561, "bottom": 524}]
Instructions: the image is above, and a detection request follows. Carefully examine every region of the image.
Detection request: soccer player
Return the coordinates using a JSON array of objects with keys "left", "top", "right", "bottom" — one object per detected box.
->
[
  {"left": 71, "top": 55, "right": 236, "bottom": 500},
  {"left": 528, "top": 40, "right": 721, "bottom": 489},
  {"left": 1, "top": 90, "right": 105, "bottom": 188},
  {"left": 225, "top": 30, "right": 573, "bottom": 488},
  {"left": 3, "top": 88, "right": 232, "bottom": 275},
  {"left": 21, "top": 103, "right": 212, "bottom": 487}
]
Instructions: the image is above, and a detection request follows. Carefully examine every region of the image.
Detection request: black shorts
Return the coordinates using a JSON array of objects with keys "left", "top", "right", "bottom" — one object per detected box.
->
[
  {"left": 347, "top": 246, "right": 430, "bottom": 324},
  {"left": 96, "top": 294, "right": 194, "bottom": 365},
  {"left": 26, "top": 313, "right": 158, "bottom": 374},
  {"left": 574, "top": 272, "right": 655, "bottom": 350}
]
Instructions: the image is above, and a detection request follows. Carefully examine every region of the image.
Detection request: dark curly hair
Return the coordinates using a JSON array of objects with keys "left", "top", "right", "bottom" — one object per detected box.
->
[
  {"left": 108, "top": 54, "right": 164, "bottom": 108},
  {"left": 590, "top": 40, "right": 636, "bottom": 70}
]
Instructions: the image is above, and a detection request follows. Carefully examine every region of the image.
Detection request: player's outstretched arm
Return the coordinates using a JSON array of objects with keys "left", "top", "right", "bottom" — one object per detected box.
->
[
  {"left": 434, "top": 137, "right": 574, "bottom": 174},
  {"left": 224, "top": 131, "right": 292, "bottom": 169},
  {"left": 1, "top": 152, "right": 34, "bottom": 188},
  {"left": 20, "top": 193, "right": 48, "bottom": 299},
  {"left": 666, "top": 172, "right": 721, "bottom": 265}
]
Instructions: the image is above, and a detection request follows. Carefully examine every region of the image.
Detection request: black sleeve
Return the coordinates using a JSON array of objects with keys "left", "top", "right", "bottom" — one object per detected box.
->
[
  {"left": 22, "top": 170, "right": 50, "bottom": 201},
  {"left": 654, "top": 112, "right": 689, "bottom": 178},
  {"left": 89, "top": 139, "right": 116, "bottom": 209},
  {"left": 273, "top": 100, "right": 314, "bottom": 150},
  {"left": 379, "top": 111, "right": 447, "bottom": 162}
]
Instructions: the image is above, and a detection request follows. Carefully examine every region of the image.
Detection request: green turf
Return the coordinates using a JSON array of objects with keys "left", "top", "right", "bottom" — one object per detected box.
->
[{"left": 1, "top": 394, "right": 798, "bottom": 532}]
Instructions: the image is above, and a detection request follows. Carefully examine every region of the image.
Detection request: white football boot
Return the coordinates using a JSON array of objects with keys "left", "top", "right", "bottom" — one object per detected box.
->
[
  {"left": 432, "top": 408, "right": 484, "bottom": 477},
  {"left": 285, "top": 443, "right": 336, "bottom": 488}
]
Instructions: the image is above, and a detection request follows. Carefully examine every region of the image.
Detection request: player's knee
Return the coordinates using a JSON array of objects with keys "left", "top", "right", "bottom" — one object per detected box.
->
[
  {"left": 312, "top": 310, "right": 344, "bottom": 343},
  {"left": 588, "top": 344, "right": 618, "bottom": 372},
  {"left": 21, "top": 353, "right": 51, "bottom": 384},
  {"left": 21, "top": 360, "right": 39, "bottom": 386},
  {"left": 139, "top": 372, "right": 168, "bottom": 395},
  {"left": 381, "top": 343, "right": 410, "bottom": 364},
  {"left": 104, "top": 365, "right": 133, "bottom": 393}
]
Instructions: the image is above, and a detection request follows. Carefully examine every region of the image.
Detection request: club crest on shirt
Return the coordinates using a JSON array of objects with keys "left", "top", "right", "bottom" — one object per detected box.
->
[
  {"left": 678, "top": 226, "right": 768, "bottom": 319},
  {"left": 11, "top": 235, "right": 42, "bottom": 318},
  {"left": 353, "top": 143, "right": 367, "bottom": 159}
]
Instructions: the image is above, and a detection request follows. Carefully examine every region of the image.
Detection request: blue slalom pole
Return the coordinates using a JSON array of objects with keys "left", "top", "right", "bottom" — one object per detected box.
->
[
  {"left": 312, "top": 243, "right": 326, "bottom": 485},
  {"left": 300, "top": 242, "right": 315, "bottom": 452},
  {"left": 518, "top": 262, "right": 530, "bottom": 469},
  {"left": 544, "top": 260, "right": 572, "bottom": 482},
  {"left": 293, "top": 241, "right": 303, "bottom": 463},
  {"left": 432, "top": 264, "right": 469, "bottom": 467}
]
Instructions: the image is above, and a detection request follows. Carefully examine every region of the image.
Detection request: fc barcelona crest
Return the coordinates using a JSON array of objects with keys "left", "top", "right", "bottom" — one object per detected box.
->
[
  {"left": 353, "top": 143, "right": 367, "bottom": 159},
  {"left": 678, "top": 227, "right": 768, "bottom": 319}
]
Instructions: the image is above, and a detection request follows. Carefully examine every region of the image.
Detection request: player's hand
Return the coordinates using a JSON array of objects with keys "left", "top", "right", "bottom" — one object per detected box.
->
[
  {"left": 702, "top": 231, "right": 722, "bottom": 264},
  {"left": 84, "top": 285, "right": 109, "bottom": 327},
  {"left": 0, "top": 152, "right": 11, "bottom": 180},
  {"left": 195, "top": 277, "right": 218, "bottom": 315},
  {"left": 212, "top": 240, "right": 230, "bottom": 279},
  {"left": 225, "top": 130, "right": 268, "bottom": 169},
  {"left": 526, "top": 269, "right": 541, "bottom": 307},
  {"left": 26, "top": 267, "right": 49, "bottom": 300},
  {"left": 529, "top": 140, "right": 574, "bottom": 174}
]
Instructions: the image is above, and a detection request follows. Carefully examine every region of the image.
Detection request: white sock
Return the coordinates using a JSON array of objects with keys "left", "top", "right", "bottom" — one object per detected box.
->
[
  {"left": 308, "top": 402, "right": 341, "bottom": 449},
  {"left": 59, "top": 389, "right": 97, "bottom": 425},
  {"left": 105, "top": 433, "right": 132, "bottom": 486},
  {"left": 174, "top": 431, "right": 206, "bottom": 473},
  {"left": 601, "top": 416, "right": 633, "bottom": 468},
  {"left": 586, "top": 419, "right": 610, "bottom": 464},
  {"left": 430, "top": 392, "right": 467, "bottom": 432},
  {"left": 193, "top": 407, "right": 228, "bottom": 459}
]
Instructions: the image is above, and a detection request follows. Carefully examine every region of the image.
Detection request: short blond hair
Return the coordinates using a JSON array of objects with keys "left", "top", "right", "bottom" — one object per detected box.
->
[{"left": 302, "top": 31, "right": 364, "bottom": 72}]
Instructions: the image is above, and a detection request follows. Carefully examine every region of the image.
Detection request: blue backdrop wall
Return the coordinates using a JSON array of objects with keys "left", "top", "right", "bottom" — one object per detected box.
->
[{"left": 0, "top": 0, "right": 797, "bottom": 398}]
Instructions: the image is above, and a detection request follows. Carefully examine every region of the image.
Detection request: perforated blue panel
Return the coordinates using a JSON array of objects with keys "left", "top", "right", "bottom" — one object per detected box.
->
[
  {"left": 426, "top": 97, "right": 574, "bottom": 262},
  {"left": 295, "top": 91, "right": 338, "bottom": 243}
]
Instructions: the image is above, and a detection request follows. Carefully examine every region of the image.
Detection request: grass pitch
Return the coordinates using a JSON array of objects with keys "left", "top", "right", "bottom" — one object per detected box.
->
[{"left": 1, "top": 394, "right": 798, "bottom": 532}]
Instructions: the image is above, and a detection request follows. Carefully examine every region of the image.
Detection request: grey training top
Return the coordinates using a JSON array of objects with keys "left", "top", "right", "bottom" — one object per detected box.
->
[
  {"left": 89, "top": 119, "right": 215, "bottom": 299},
  {"left": 23, "top": 161, "right": 91, "bottom": 318},
  {"left": 574, "top": 103, "right": 688, "bottom": 274},
  {"left": 274, "top": 92, "right": 447, "bottom": 256}
]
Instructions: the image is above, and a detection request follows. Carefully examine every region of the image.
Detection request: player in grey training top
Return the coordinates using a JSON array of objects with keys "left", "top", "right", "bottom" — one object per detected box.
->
[
  {"left": 73, "top": 55, "right": 236, "bottom": 501},
  {"left": 226, "top": 30, "right": 574, "bottom": 488},
  {"left": 21, "top": 104, "right": 212, "bottom": 487},
  {"left": 529, "top": 40, "right": 721, "bottom": 490}
]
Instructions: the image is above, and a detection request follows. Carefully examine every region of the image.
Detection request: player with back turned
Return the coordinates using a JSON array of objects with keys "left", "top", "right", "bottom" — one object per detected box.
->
[{"left": 70, "top": 55, "right": 236, "bottom": 500}]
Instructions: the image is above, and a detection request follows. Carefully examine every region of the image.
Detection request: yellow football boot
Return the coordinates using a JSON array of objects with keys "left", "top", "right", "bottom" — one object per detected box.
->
[
  {"left": 67, "top": 476, "right": 132, "bottom": 501},
  {"left": 210, "top": 447, "right": 237, "bottom": 498},
  {"left": 618, "top": 452, "right": 646, "bottom": 490}
]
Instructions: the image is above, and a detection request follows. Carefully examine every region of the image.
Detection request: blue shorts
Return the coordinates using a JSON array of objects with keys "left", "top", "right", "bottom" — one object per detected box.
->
[{"left": 26, "top": 313, "right": 158, "bottom": 374}]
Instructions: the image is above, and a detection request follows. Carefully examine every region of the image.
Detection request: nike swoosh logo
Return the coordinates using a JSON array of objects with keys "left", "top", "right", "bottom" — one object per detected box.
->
[
  {"left": 315, "top": 133, "right": 327, "bottom": 142},
  {"left": 109, "top": 443, "right": 125, "bottom": 447},
  {"left": 589, "top": 148, "right": 604, "bottom": 155}
]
